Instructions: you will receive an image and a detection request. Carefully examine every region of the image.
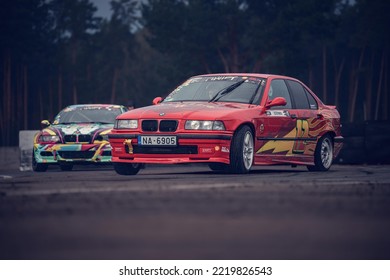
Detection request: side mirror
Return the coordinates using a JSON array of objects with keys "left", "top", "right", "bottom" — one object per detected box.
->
[
  {"left": 152, "top": 97, "right": 162, "bottom": 105},
  {"left": 41, "top": 120, "right": 50, "bottom": 127},
  {"left": 266, "top": 97, "right": 287, "bottom": 109}
]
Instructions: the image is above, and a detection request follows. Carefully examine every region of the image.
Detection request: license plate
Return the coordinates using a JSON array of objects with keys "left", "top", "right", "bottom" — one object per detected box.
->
[{"left": 138, "top": 135, "right": 177, "bottom": 146}]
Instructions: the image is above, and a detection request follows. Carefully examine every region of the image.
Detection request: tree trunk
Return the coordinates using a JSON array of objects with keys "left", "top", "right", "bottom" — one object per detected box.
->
[
  {"left": 375, "top": 49, "right": 386, "bottom": 120},
  {"left": 123, "top": 44, "right": 130, "bottom": 101},
  {"left": 365, "top": 50, "right": 375, "bottom": 120},
  {"left": 49, "top": 79, "right": 53, "bottom": 120},
  {"left": 252, "top": 58, "right": 262, "bottom": 73},
  {"left": 332, "top": 50, "right": 345, "bottom": 109},
  {"left": 322, "top": 45, "right": 327, "bottom": 104},
  {"left": 384, "top": 49, "right": 388, "bottom": 119},
  {"left": 111, "top": 68, "right": 119, "bottom": 104},
  {"left": 217, "top": 48, "right": 229, "bottom": 73},
  {"left": 72, "top": 75, "right": 78, "bottom": 104},
  {"left": 23, "top": 65, "right": 28, "bottom": 130},
  {"left": 200, "top": 54, "right": 211, "bottom": 74},
  {"left": 72, "top": 42, "right": 78, "bottom": 105},
  {"left": 16, "top": 65, "right": 22, "bottom": 134},
  {"left": 1, "top": 52, "right": 12, "bottom": 145},
  {"left": 228, "top": 18, "right": 239, "bottom": 73},
  {"left": 349, "top": 47, "right": 365, "bottom": 122},
  {"left": 308, "top": 62, "right": 314, "bottom": 90},
  {"left": 58, "top": 66, "right": 62, "bottom": 111}
]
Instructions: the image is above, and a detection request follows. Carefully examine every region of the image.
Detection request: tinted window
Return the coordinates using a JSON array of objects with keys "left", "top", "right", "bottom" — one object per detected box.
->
[
  {"left": 286, "top": 80, "right": 310, "bottom": 109},
  {"left": 268, "top": 79, "right": 292, "bottom": 109},
  {"left": 304, "top": 88, "right": 318, "bottom": 110}
]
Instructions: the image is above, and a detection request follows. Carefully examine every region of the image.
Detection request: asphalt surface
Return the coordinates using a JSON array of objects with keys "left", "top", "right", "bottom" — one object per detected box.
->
[{"left": 1, "top": 148, "right": 390, "bottom": 259}]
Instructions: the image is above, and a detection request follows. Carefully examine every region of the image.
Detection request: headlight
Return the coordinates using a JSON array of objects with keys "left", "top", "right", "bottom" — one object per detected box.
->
[
  {"left": 185, "top": 120, "right": 225, "bottom": 130},
  {"left": 39, "top": 135, "right": 60, "bottom": 143},
  {"left": 115, "top": 119, "right": 138, "bottom": 129}
]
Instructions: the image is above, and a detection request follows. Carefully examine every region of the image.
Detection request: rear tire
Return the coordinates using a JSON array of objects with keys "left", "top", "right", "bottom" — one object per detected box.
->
[
  {"left": 228, "top": 126, "right": 254, "bottom": 174},
  {"left": 307, "top": 135, "right": 333, "bottom": 172},
  {"left": 113, "top": 162, "right": 142, "bottom": 175},
  {"left": 32, "top": 150, "right": 48, "bottom": 172}
]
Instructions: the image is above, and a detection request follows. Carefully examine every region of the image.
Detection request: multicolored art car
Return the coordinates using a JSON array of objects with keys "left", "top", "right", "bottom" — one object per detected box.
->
[
  {"left": 33, "top": 104, "right": 128, "bottom": 172},
  {"left": 108, "top": 74, "right": 343, "bottom": 175}
]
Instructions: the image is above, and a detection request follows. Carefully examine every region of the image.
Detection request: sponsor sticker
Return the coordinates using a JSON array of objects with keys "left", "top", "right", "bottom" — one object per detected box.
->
[
  {"left": 200, "top": 147, "right": 213, "bottom": 154},
  {"left": 266, "top": 110, "right": 290, "bottom": 117}
]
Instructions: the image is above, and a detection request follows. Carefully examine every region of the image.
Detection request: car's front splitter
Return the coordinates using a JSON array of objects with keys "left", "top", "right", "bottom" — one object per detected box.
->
[
  {"left": 110, "top": 136, "right": 232, "bottom": 165},
  {"left": 33, "top": 142, "right": 112, "bottom": 164}
]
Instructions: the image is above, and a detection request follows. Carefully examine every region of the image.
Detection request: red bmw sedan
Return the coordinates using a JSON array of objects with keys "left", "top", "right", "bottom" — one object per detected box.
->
[{"left": 108, "top": 74, "right": 343, "bottom": 175}]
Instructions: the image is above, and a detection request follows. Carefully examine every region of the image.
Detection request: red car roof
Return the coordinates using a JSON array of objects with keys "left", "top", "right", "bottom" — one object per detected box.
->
[{"left": 196, "top": 73, "right": 297, "bottom": 80}]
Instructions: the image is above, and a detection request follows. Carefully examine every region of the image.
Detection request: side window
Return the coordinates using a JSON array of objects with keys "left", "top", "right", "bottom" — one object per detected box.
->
[
  {"left": 304, "top": 88, "right": 318, "bottom": 110},
  {"left": 286, "top": 80, "right": 310, "bottom": 109},
  {"left": 268, "top": 79, "right": 292, "bottom": 109}
]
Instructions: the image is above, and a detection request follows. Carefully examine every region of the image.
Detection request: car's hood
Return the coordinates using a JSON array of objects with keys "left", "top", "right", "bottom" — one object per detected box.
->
[
  {"left": 118, "top": 102, "right": 254, "bottom": 120},
  {"left": 44, "top": 123, "right": 113, "bottom": 136}
]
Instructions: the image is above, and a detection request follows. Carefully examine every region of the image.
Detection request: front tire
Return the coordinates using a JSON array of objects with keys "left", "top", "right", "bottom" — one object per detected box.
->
[
  {"left": 32, "top": 150, "right": 48, "bottom": 172},
  {"left": 228, "top": 126, "right": 254, "bottom": 174},
  {"left": 113, "top": 162, "right": 142, "bottom": 175},
  {"left": 307, "top": 135, "right": 333, "bottom": 172}
]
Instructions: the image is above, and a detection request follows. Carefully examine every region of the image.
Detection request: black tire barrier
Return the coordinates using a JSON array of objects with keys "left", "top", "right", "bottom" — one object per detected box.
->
[{"left": 337, "top": 121, "right": 390, "bottom": 164}]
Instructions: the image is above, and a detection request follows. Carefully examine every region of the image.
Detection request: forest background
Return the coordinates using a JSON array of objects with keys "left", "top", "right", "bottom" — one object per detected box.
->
[{"left": 1, "top": 0, "right": 389, "bottom": 146}]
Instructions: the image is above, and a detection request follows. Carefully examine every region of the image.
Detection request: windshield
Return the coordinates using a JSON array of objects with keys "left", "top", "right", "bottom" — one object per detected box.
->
[
  {"left": 164, "top": 76, "right": 265, "bottom": 104},
  {"left": 54, "top": 106, "right": 123, "bottom": 124}
]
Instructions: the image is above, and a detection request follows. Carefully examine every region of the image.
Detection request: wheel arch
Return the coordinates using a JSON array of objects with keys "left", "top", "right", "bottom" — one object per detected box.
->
[
  {"left": 233, "top": 122, "right": 256, "bottom": 137},
  {"left": 321, "top": 131, "right": 336, "bottom": 145}
]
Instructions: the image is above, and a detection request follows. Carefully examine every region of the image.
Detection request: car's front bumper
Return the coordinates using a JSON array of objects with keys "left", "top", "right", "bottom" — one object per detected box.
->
[
  {"left": 108, "top": 133, "right": 233, "bottom": 164},
  {"left": 33, "top": 141, "right": 112, "bottom": 164}
]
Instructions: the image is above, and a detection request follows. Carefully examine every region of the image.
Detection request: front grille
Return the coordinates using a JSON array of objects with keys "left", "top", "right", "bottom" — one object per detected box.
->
[
  {"left": 40, "top": 151, "right": 53, "bottom": 157},
  {"left": 78, "top": 134, "right": 91, "bottom": 143},
  {"left": 127, "top": 145, "right": 198, "bottom": 154},
  {"left": 63, "top": 134, "right": 91, "bottom": 143},
  {"left": 58, "top": 151, "right": 95, "bottom": 159},
  {"left": 64, "top": 135, "right": 77, "bottom": 142},
  {"left": 159, "top": 120, "right": 178, "bottom": 132},
  {"left": 142, "top": 120, "right": 158, "bottom": 131}
]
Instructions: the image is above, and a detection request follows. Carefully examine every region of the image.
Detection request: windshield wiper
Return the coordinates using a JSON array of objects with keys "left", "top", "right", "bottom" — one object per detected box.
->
[
  {"left": 248, "top": 82, "right": 264, "bottom": 104},
  {"left": 208, "top": 80, "right": 246, "bottom": 102}
]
